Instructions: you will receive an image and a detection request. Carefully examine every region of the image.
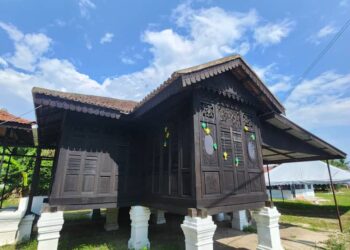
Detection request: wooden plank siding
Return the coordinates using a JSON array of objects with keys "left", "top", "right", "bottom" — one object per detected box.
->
[{"left": 193, "top": 86, "right": 267, "bottom": 214}]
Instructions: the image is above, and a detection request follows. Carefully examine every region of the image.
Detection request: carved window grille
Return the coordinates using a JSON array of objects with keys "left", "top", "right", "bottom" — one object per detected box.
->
[
  {"left": 200, "top": 102, "right": 215, "bottom": 120},
  {"left": 220, "top": 128, "right": 233, "bottom": 167},
  {"left": 242, "top": 113, "right": 255, "bottom": 130},
  {"left": 218, "top": 105, "right": 241, "bottom": 130}
]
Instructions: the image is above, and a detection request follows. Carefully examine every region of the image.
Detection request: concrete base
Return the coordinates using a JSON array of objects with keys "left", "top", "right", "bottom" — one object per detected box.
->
[
  {"left": 128, "top": 206, "right": 151, "bottom": 250},
  {"left": 104, "top": 208, "right": 119, "bottom": 231},
  {"left": 31, "top": 196, "right": 47, "bottom": 215},
  {"left": 37, "top": 206, "right": 64, "bottom": 250},
  {"left": 231, "top": 210, "right": 250, "bottom": 231},
  {"left": 253, "top": 207, "right": 284, "bottom": 250},
  {"left": 16, "top": 214, "right": 35, "bottom": 243},
  {"left": 181, "top": 215, "right": 217, "bottom": 250},
  {"left": 151, "top": 209, "right": 166, "bottom": 225},
  {"left": 0, "top": 197, "right": 28, "bottom": 246}
]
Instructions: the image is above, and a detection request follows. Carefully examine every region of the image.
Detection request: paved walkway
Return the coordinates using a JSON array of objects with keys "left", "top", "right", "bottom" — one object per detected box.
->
[{"left": 214, "top": 222, "right": 330, "bottom": 250}]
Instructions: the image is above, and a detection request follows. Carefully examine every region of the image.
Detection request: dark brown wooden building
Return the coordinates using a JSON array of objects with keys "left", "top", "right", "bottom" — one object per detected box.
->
[
  {"left": 0, "top": 109, "right": 34, "bottom": 147},
  {"left": 32, "top": 55, "right": 346, "bottom": 215}
]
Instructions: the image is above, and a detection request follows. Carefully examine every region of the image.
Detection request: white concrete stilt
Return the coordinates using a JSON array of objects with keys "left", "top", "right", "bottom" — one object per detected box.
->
[
  {"left": 252, "top": 206, "right": 284, "bottom": 250},
  {"left": 231, "top": 210, "right": 250, "bottom": 231},
  {"left": 151, "top": 209, "right": 166, "bottom": 225},
  {"left": 104, "top": 208, "right": 119, "bottom": 231},
  {"left": 16, "top": 214, "right": 35, "bottom": 243},
  {"left": 128, "top": 206, "right": 151, "bottom": 250},
  {"left": 37, "top": 205, "right": 64, "bottom": 250},
  {"left": 181, "top": 214, "right": 217, "bottom": 250},
  {"left": 0, "top": 197, "right": 29, "bottom": 246}
]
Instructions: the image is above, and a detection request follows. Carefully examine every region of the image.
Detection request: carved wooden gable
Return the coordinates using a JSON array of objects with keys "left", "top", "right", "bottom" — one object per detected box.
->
[{"left": 200, "top": 72, "right": 260, "bottom": 108}]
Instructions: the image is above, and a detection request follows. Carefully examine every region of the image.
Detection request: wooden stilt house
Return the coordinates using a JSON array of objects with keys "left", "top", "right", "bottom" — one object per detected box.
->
[{"left": 32, "top": 55, "right": 346, "bottom": 214}]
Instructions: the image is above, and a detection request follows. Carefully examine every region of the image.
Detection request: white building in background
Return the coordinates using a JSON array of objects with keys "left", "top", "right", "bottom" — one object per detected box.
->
[
  {"left": 267, "top": 184, "right": 315, "bottom": 200},
  {"left": 265, "top": 161, "right": 350, "bottom": 200}
]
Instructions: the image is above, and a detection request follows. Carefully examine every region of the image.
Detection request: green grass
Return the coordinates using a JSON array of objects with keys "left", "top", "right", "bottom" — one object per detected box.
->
[
  {"left": 275, "top": 188, "right": 350, "bottom": 232},
  {"left": 0, "top": 209, "right": 184, "bottom": 250},
  {"left": 275, "top": 189, "right": 350, "bottom": 248},
  {"left": 1, "top": 197, "right": 19, "bottom": 208},
  {"left": 1, "top": 189, "right": 350, "bottom": 249}
]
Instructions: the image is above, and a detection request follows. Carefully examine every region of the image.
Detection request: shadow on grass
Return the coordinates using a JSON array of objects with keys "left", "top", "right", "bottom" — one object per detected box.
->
[
  {"left": 58, "top": 210, "right": 185, "bottom": 250},
  {"left": 274, "top": 201, "right": 350, "bottom": 218}
]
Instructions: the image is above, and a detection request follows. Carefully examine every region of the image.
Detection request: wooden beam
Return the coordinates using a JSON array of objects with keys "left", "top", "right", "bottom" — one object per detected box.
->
[
  {"left": 266, "top": 164, "right": 274, "bottom": 207},
  {"left": 26, "top": 147, "right": 42, "bottom": 215},
  {"left": 0, "top": 148, "right": 12, "bottom": 208},
  {"left": 326, "top": 160, "right": 343, "bottom": 232}
]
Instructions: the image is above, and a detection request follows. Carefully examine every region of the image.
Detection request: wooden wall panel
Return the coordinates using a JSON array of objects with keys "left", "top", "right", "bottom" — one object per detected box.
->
[
  {"left": 195, "top": 81, "right": 267, "bottom": 207},
  {"left": 204, "top": 172, "right": 220, "bottom": 194},
  {"left": 50, "top": 112, "right": 130, "bottom": 209}
]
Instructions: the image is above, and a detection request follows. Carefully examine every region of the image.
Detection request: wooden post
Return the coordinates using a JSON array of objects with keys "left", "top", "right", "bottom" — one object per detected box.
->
[
  {"left": 0, "top": 148, "right": 12, "bottom": 208},
  {"left": 26, "top": 147, "right": 42, "bottom": 215},
  {"left": 0, "top": 146, "right": 5, "bottom": 175},
  {"left": 280, "top": 186, "right": 285, "bottom": 202},
  {"left": 266, "top": 164, "right": 274, "bottom": 207},
  {"left": 326, "top": 160, "right": 343, "bottom": 232}
]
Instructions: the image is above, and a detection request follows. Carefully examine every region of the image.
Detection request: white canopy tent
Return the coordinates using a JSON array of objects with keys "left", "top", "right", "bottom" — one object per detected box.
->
[{"left": 264, "top": 161, "right": 350, "bottom": 186}]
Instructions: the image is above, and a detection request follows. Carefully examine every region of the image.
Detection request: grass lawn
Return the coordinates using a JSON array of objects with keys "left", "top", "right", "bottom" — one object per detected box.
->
[
  {"left": 275, "top": 188, "right": 350, "bottom": 233},
  {"left": 1, "top": 189, "right": 350, "bottom": 249},
  {"left": 0, "top": 209, "right": 184, "bottom": 250},
  {"left": 274, "top": 189, "right": 350, "bottom": 249}
]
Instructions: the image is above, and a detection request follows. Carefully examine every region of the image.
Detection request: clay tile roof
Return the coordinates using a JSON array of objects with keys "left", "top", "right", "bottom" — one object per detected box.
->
[
  {"left": 32, "top": 87, "right": 138, "bottom": 113},
  {"left": 0, "top": 109, "right": 33, "bottom": 125}
]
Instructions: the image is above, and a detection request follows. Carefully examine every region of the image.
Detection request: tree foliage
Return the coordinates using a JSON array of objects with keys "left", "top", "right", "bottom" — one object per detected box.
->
[
  {"left": 328, "top": 159, "right": 350, "bottom": 171},
  {"left": 0, "top": 146, "right": 54, "bottom": 202}
]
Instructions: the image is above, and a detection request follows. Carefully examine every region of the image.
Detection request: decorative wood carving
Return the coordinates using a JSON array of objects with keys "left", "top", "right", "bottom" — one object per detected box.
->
[{"left": 200, "top": 102, "right": 215, "bottom": 120}]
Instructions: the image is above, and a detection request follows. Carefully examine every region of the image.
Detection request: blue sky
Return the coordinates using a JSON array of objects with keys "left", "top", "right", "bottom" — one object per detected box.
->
[{"left": 0, "top": 0, "right": 349, "bottom": 157}]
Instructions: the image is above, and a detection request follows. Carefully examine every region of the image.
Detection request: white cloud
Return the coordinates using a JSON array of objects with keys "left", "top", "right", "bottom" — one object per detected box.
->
[
  {"left": 0, "top": 57, "right": 8, "bottom": 67},
  {"left": 285, "top": 71, "right": 350, "bottom": 128},
  {"left": 121, "top": 57, "right": 136, "bottom": 65},
  {"left": 78, "top": 0, "right": 96, "bottom": 18},
  {"left": 254, "top": 19, "right": 294, "bottom": 46},
  {"left": 0, "top": 4, "right": 295, "bottom": 117},
  {"left": 0, "top": 22, "right": 51, "bottom": 71},
  {"left": 308, "top": 24, "right": 337, "bottom": 44},
  {"left": 103, "top": 5, "right": 261, "bottom": 99},
  {"left": 84, "top": 34, "right": 92, "bottom": 50},
  {"left": 253, "top": 64, "right": 292, "bottom": 95},
  {"left": 100, "top": 32, "right": 114, "bottom": 44},
  {"left": 317, "top": 25, "right": 337, "bottom": 38}
]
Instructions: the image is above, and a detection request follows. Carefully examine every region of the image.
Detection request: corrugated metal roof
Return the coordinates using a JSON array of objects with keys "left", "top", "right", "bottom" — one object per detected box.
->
[{"left": 260, "top": 113, "right": 346, "bottom": 162}]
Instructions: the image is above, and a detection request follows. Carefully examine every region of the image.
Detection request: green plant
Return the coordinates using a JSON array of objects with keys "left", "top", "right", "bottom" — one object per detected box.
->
[
  {"left": 242, "top": 225, "right": 257, "bottom": 233},
  {"left": 0, "top": 146, "right": 54, "bottom": 204},
  {"left": 325, "top": 233, "right": 349, "bottom": 250}
]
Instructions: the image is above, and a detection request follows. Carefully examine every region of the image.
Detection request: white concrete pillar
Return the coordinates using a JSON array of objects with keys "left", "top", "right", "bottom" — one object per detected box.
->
[
  {"left": 181, "top": 215, "right": 217, "bottom": 250},
  {"left": 231, "top": 210, "right": 249, "bottom": 231},
  {"left": 0, "top": 197, "right": 28, "bottom": 246},
  {"left": 16, "top": 214, "right": 35, "bottom": 243},
  {"left": 128, "top": 206, "right": 151, "bottom": 250},
  {"left": 252, "top": 207, "right": 284, "bottom": 250},
  {"left": 104, "top": 208, "right": 119, "bottom": 231},
  {"left": 151, "top": 209, "right": 166, "bottom": 225},
  {"left": 37, "top": 206, "right": 64, "bottom": 250}
]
